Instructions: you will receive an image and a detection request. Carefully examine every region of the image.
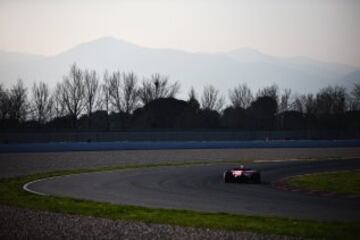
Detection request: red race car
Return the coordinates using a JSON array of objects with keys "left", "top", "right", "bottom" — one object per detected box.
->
[{"left": 223, "top": 165, "right": 261, "bottom": 183}]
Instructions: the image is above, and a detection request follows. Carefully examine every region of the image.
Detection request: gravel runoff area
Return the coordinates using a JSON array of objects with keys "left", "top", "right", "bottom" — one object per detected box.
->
[
  {"left": 0, "top": 205, "right": 301, "bottom": 240},
  {"left": 1, "top": 147, "right": 360, "bottom": 240}
]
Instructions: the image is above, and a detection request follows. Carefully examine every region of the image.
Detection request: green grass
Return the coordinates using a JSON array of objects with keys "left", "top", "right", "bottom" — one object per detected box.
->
[
  {"left": 287, "top": 170, "right": 360, "bottom": 195},
  {"left": 0, "top": 161, "right": 359, "bottom": 240}
]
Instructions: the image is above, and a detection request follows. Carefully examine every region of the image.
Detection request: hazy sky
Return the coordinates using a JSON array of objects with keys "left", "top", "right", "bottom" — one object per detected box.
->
[{"left": 1, "top": 0, "right": 360, "bottom": 67}]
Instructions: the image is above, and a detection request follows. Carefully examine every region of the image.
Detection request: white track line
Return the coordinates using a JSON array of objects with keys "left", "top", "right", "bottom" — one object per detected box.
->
[{"left": 23, "top": 178, "right": 49, "bottom": 196}]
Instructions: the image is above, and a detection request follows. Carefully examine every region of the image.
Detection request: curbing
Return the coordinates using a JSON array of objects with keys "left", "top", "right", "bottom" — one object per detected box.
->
[{"left": 23, "top": 178, "right": 49, "bottom": 196}]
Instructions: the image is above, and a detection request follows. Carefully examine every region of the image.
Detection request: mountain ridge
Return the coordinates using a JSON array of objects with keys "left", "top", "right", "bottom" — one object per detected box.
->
[{"left": 0, "top": 36, "right": 358, "bottom": 97}]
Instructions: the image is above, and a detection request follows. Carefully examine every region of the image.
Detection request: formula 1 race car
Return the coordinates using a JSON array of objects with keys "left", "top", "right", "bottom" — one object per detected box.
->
[{"left": 223, "top": 165, "right": 261, "bottom": 183}]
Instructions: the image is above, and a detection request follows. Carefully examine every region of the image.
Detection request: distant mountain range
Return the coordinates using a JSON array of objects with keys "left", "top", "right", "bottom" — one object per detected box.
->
[{"left": 0, "top": 37, "right": 359, "bottom": 98}]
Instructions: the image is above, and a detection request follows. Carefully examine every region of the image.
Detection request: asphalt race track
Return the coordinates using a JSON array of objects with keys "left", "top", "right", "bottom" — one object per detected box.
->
[{"left": 26, "top": 159, "right": 360, "bottom": 221}]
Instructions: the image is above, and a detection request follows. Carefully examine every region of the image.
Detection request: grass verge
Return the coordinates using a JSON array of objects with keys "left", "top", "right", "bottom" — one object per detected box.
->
[
  {"left": 287, "top": 170, "right": 360, "bottom": 195},
  {"left": 0, "top": 161, "right": 359, "bottom": 240}
]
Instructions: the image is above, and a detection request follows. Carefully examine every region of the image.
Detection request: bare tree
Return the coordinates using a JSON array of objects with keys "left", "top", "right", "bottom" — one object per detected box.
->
[
  {"left": 188, "top": 87, "right": 197, "bottom": 101},
  {"left": 291, "top": 93, "right": 316, "bottom": 114},
  {"left": 105, "top": 71, "right": 139, "bottom": 114},
  {"left": 138, "top": 73, "right": 180, "bottom": 105},
  {"left": 99, "top": 71, "right": 112, "bottom": 130},
  {"left": 279, "top": 88, "right": 291, "bottom": 113},
  {"left": 304, "top": 94, "right": 317, "bottom": 114},
  {"left": 108, "top": 71, "right": 122, "bottom": 113},
  {"left": 99, "top": 71, "right": 111, "bottom": 113},
  {"left": 31, "top": 81, "right": 53, "bottom": 124},
  {"left": 201, "top": 85, "right": 225, "bottom": 112},
  {"left": 229, "top": 83, "right": 253, "bottom": 109},
  {"left": 255, "top": 84, "right": 279, "bottom": 114},
  {"left": 257, "top": 84, "right": 279, "bottom": 102},
  {"left": 84, "top": 69, "right": 99, "bottom": 127},
  {"left": 138, "top": 80, "right": 152, "bottom": 106},
  {"left": 316, "top": 86, "right": 347, "bottom": 115},
  {"left": 61, "top": 63, "right": 85, "bottom": 127},
  {"left": 187, "top": 87, "right": 200, "bottom": 110},
  {"left": 9, "top": 79, "right": 28, "bottom": 122},
  {"left": 122, "top": 72, "right": 139, "bottom": 114},
  {"left": 291, "top": 95, "right": 304, "bottom": 113},
  {"left": 52, "top": 83, "right": 66, "bottom": 119},
  {"left": 350, "top": 82, "right": 360, "bottom": 110},
  {"left": 0, "top": 84, "right": 11, "bottom": 122}
]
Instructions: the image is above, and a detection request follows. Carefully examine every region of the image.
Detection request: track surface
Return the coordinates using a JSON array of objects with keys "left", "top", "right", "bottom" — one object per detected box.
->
[{"left": 27, "top": 159, "right": 360, "bottom": 221}]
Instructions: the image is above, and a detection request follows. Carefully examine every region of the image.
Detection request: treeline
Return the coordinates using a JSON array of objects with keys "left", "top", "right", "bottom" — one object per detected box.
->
[{"left": 0, "top": 63, "right": 360, "bottom": 133}]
